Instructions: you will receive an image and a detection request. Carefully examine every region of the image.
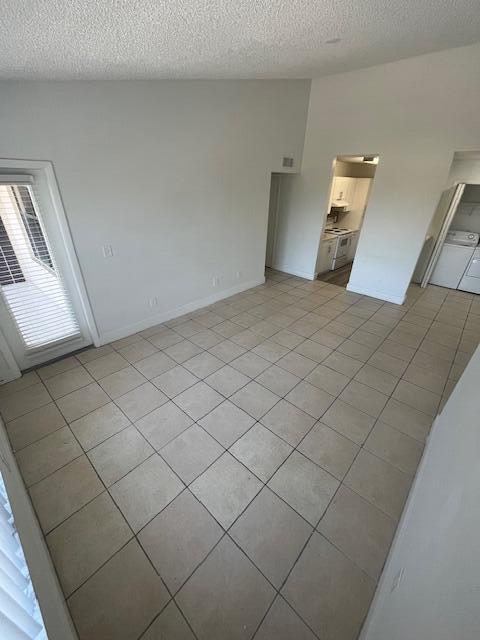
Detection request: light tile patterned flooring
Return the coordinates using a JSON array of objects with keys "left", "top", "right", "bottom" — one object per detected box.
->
[{"left": 1, "top": 268, "right": 479, "bottom": 640}]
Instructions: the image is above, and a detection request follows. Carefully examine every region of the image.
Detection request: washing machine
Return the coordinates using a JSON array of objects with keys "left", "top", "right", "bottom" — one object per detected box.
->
[
  {"left": 430, "top": 230, "right": 480, "bottom": 289},
  {"left": 458, "top": 247, "right": 480, "bottom": 294}
]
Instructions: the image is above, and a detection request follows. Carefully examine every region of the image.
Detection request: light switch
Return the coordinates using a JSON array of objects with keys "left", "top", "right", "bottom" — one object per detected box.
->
[{"left": 102, "top": 245, "right": 113, "bottom": 258}]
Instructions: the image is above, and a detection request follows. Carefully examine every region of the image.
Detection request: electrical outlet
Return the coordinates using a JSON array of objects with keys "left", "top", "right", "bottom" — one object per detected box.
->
[
  {"left": 212, "top": 276, "right": 220, "bottom": 287},
  {"left": 236, "top": 271, "right": 242, "bottom": 279},
  {"left": 148, "top": 297, "right": 158, "bottom": 307},
  {"left": 102, "top": 245, "right": 113, "bottom": 258}
]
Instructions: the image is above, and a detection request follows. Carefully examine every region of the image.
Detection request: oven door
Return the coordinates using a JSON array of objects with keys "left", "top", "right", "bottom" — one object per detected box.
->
[{"left": 336, "top": 235, "right": 350, "bottom": 258}]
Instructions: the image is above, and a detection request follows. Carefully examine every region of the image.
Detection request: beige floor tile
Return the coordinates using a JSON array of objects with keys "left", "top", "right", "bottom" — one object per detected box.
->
[
  {"left": 252, "top": 340, "right": 290, "bottom": 363},
  {"left": 134, "top": 352, "right": 177, "bottom": 380},
  {"left": 176, "top": 536, "right": 275, "bottom": 640},
  {"left": 310, "top": 328, "right": 345, "bottom": 349},
  {"left": 337, "top": 339, "right": 376, "bottom": 363},
  {"left": 76, "top": 345, "right": 114, "bottom": 365},
  {"left": 355, "top": 363, "right": 399, "bottom": 395},
  {"left": 255, "top": 365, "right": 300, "bottom": 397},
  {"left": 208, "top": 339, "right": 246, "bottom": 363},
  {"left": 190, "top": 452, "right": 262, "bottom": 528},
  {"left": 160, "top": 424, "right": 224, "bottom": 484},
  {"left": 418, "top": 338, "right": 456, "bottom": 363},
  {"left": 231, "top": 352, "right": 271, "bottom": 377},
  {"left": 110, "top": 333, "right": 144, "bottom": 349},
  {"left": 269, "top": 329, "right": 305, "bottom": 349},
  {"left": 285, "top": 381, "right": 335, "bottom": 419},
  {"left": 380, "top": 397, "right": 433, "bottom": 442},
  {"left": 349, "top": 328, "right": 384, "bottom": 349},
  {"left": 37, "top": 356, "right": 80, "bottom": 381},
  {"left": 324, "top": 321, "right": 355, "bottom": 338},
  {"left": 392, "top": 379, "right": 441, "bottom": 416},
  {"left": 189, "top": 329, "right": 224, "bottom": 349},
  {"left": 117, "top": 338, "right": 159, "bottom": 363},
  {"left": 402, "top": 362, "right": 447, "bottom": 395},
  {"left": 198, "top": 400, "right": 255, "bottom": 447},
  {"left": 152, "top": 365, "right": 199, "bottom": 398},
  {"left": 322, "top": 351, "right": 363, "bottom": 377},
  {"left": 0, "top": 382, "right": 51, "bottom": 421},
  {"left": 367, "top": 350, "right": 408, "bottom": 377},
  {"left": 141, "top": 601, "right": 195, "bottom": 640},
  {"left": 298, "top": 422, "right": 359, "bottom": 480},
  {"left": 88, "top": 426, "right": 153, "bottom": 486},
  {"left": 84, "top": 351, "right": 130, "bottom": 380},
  {"left": 172, "top": 319, "right": 204, "bottom": 338},
  {"left": 230, "top": 329, "right": 265, "bottom": 349},
  {"left": 148, "top": 329, "right": 184, "bottom": 349},
  {"left": 255, "top": 597, "right": 317, "bottom": 640},
  {"left": 211, "top": 320, "right": 244, "bottom": 339},
  {"left": 163, "top": 339, "right": 203, "bottom": 364},
  {"left": 98, "top": 365, "right": 147, "bottom": 399},
  {"left": 6, "top": 403, "right": 66, "bottom": 451},
  {"left": 339, "top": 380, "right": 388, "bottom": 418},
  {"left": 305, "top": 364, "right": 350, "bottom": 396},
  {"left": 68, "top": 540, "right": 169, "bottom": 640},
  {"left": 115, "top": 381, "right": 167, "bottom": 421},
  {"left": 30, "top": 456, "right": 103, "bottom": 533},
  {"left": 231, "top": 381, "right": 280, "bottom": 419},
  {"left": 205, "top": 365, "right": 250, "bottom": 397},
  {"left": 318, "top": 485, "right": 396, "bottom": 581},
  {"left": 110, "top": 454, "right": 183, "bottom": 532},
  {"left": 345, "top": 449, "right": 411, "bottom": 520},
  {"left": 378, "top": 338, "right": 416, "bottom": 362},
  {"left": 365, "top": 420, "right": 424, "bottom": 476},
  {"left": 16, "top": 426, "right": 82, "bottom": 486},
  {"left": 70, "top": 402, "right": 130, "bottom": 451},
  {"left": 268, "top": 451, "right": 339, "bottom": 525},
  {"left": 0, "top": 371, "right": 40, "bottom": 398},
  {"left": 260, "top": 400, "right": 316, "bottom": 446},
  {"left": 56, "top": 382, "right": 110, "bottom": 422},
  {"left": 175, "top": 381, "right": 224, "bottom": 420},
  {"left": 276, "top": 351, "right": 317, "bottom": 378},
  {"left": 183, "top": 351, "right": 224, "bottom": 378},
  {"left": 231, "top": 487, "right": 312, "bottom": 588},
  {"left": 321, "top": 398, "right": 375, "bottom": 445},
  {"left": 46, "top": 492, "right": 132, "bottom": 596},
  {"left": 230, "top": 424, "right": 292, "bottom": 482},
  {"left": 135, "top": 401, "right": 193, "bottom": 450},
  {"left": 139, "top": 490, "right": 223, "bottom": 593},
  {"left": 282, "top": 533, "right": 375, "bottom": 640},
  {"left": 294, "top": 339, "right": 332, "bottom": 363}
]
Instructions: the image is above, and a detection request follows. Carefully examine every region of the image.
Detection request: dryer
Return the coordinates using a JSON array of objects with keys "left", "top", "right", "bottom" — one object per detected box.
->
[
  {"left": 430, "top": 230, "right": 479, "bottom": 289},
  {"left": 458, "top": 247, "right": 480, "bottom": 294}
]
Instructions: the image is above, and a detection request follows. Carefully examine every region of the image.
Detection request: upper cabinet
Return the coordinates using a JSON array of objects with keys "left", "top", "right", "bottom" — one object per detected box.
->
[{"left": 330, "top": 177, "right": 355, "bottom": 208}]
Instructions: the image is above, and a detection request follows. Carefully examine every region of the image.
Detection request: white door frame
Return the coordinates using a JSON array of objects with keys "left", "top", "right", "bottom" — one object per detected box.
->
[
  {"left": 265, "top": 173, "right": 281, "bottom": 268},
  {"left": 421, "top": 183, "right": 465, "bottom": 288},
  {"left": 0, "top": 159, "right": 100, "bottom": 372}
]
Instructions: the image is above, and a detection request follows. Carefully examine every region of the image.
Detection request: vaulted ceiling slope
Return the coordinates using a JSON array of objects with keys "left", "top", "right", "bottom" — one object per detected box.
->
[{"left": 1, "top": 0, "right": 480, "bottom": 80}]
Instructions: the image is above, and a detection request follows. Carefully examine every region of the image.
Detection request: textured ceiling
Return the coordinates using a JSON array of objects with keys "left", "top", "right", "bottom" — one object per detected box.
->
[{"left": 1, "top": 0, "right": 480, "bottom": 80}]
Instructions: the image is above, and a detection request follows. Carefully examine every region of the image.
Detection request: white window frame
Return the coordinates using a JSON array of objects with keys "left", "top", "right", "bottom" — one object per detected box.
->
[{"left": 0, "top": 159, "right": 100, "bottom": 370}]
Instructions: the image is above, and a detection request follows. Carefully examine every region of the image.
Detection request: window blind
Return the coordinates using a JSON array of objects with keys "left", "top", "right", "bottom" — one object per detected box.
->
[
  {"left": 0, "top": 182, "right": 80, "bottom": 350},
  {"left": 0, "top": 471, "right": 46, "bottom": 640}
]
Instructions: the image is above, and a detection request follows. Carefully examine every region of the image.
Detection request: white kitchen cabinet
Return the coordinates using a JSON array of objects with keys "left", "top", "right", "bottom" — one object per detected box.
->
[
  {"left": 317, "top": 238, "right": 336, "bottom": 273},
  {"left": 347, "top": 230, "right": 360, "bottom": 262},
  {"left": 331, "top": 177, "right": 355, "bottom": 207}
]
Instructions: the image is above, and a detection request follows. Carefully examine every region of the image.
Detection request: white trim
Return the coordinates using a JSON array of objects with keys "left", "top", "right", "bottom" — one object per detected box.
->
[
  {"left": 271, "top": 263, "right": 316, "bottom": 280},
  {"left": 98, "top": 276, "right": 266, "bottom": 345},
  {"left": 0, "top": 417, "right": 78, "bottom": 640},
  {"left": 346, "top": 281, "right": 405, "bottom": 305}
]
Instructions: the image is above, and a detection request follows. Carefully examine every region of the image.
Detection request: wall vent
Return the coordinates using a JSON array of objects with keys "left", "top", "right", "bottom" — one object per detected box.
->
[{"left": 282, "top": 157, "right": 294, "bottom": 168}]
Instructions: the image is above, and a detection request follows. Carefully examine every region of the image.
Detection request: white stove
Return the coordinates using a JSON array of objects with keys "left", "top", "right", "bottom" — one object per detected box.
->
[{"left": 324, "top": 228, "right": 354, "bottom": 269}]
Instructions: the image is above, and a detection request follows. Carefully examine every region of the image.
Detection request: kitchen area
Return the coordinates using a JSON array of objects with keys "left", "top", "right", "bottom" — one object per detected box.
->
[{"left": 316, "top": 155, "right": 378, "bottom": 285}]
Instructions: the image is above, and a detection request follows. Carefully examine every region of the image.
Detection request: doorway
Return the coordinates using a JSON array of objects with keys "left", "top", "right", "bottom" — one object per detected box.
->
[
  {"left": 265, "top": 173, "right": 281, "bottom": 269},
  {"left": 316, "top": 155, "right": 378, "bottom": 287},
  {"left": 0, "top": 162, "right": 95, "bottom": 379}
]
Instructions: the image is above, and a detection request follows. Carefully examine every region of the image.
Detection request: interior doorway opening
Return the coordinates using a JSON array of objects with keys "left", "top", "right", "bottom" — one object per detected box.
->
[
  {"left": 413, "top": 151, "right": 480, "bottom": 294},
  {"left": 316, "top": 155, "right": 379, "bottom": 287},
  {"left": 265, "top": 173, "right": 282, "bottom": 270}
]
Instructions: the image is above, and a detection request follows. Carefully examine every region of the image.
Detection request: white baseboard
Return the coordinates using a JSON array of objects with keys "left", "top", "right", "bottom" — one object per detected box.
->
[
  {"left": 97, "top": 276, "right": 265, "bottom": 345},
  {"left": 346, "top": 282, "right": 405, "bottom": 305},
  {"left": 271, "top": 263, "right": 316, "bottom": 281}
]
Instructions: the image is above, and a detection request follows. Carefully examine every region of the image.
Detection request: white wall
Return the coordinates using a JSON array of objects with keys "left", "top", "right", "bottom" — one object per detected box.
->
[
  {"left": 0, "top": 80, "right": 310, "bottom": 342},
  {"left": 362, "top": 345, "right": 480, "bottom": 640},
  {"left": 276, "top": 43, "right": 480, "bottom": 300},
  {"left": 452, "top": 185, "right": 480, "bottom": 233}
]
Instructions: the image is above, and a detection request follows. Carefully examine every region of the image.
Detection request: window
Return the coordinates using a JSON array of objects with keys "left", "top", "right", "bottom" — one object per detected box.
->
[
  {"left": 0, "top": 216, "right": 25, "bottom": 285},
  {"left": 11, "top": 186, "right": 54, "bottom": 270}
]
